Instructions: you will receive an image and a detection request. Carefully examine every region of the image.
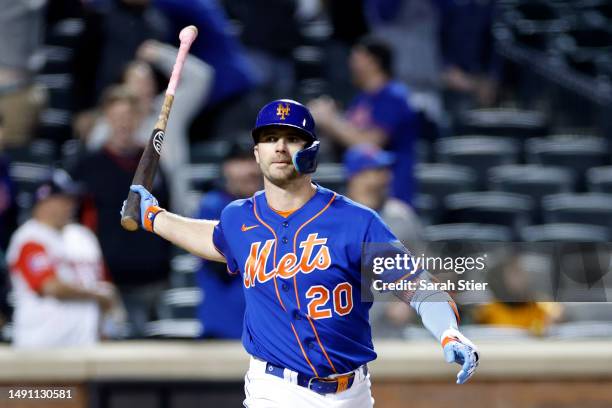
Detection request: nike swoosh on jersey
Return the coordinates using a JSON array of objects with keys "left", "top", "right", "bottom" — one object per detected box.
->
[{"left": 241, "top": 224, "right": 259, "bottom": 232}]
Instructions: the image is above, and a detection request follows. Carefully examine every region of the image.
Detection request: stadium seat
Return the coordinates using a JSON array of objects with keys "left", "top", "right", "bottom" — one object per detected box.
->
[
  {"left": 542, "top": 193, "right": 612, "bottom": 230},
  {"left": 416, "top": 163, "right": 478, "bottom": 206},
  {"left": 424, "top": 223, "right": 513, "bottom": 242},
  {"left": 488, "top": 165, "right": 575, "bottom": 222},
  {"left": 435, "top": 136, "right": 520, "bottom": 187},
  {"left": 170, "top": 255, "right": 200, "bottom": 288},
  {"left": 455, "top": 108, "right": 548, "bottom": 138},
  {"left": 525, "top": 136, "right": 609, "bottom": 186},
  {"left": 444, "top": 192, "right": 535, "bottom": 234},
  {"left": 190, "top": 140, "right": 233, "bottom": 164},
  {"left": 521, "top": 223, "right": 610, "bottom": 242},
  {"left": 587, "top": 166, "right": 612, "bottom": 193},
  {"left": 413, "top": 194, "right": 438, "bottom": 226},
  {"left": 157, "top": 288, "right": 203, "bottom": 320},
  {"left": 144, "top": 319, "right": 202, "bottom": 339}
]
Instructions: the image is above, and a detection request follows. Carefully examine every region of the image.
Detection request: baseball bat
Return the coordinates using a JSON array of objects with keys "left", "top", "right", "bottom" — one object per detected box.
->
[{"left": 121, "top": 25, "right": 198, "bottom": 231}]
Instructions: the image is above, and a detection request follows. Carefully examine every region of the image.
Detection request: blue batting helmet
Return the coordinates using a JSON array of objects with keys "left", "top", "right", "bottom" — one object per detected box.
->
[{"left": 252, "top": 99, "right": 320, "bottom": 174}]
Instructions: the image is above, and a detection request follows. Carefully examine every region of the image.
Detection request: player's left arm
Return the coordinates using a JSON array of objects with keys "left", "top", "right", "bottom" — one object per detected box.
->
[
  {"left": 308, "top": 97, "right": 388, "bottom": 147},
  {"left": 364, "top": 213, "right": 479, "bottom": 384},
  {"left": 394, "top": 274, "right": 480, "bottom": 384}
]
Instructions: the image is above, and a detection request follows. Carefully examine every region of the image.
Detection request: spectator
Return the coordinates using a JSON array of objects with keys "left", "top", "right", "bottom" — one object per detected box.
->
[
  {"left": 224, "top": 0, "right": 303, "bottom": 100},
  {"left": 153, "top": 0, "right": 258, "bottom": 140},
  {"left": 0, "top": 0, "right": 46, "bottom": 148},
  {"left": 438, "top": 0, "right": 500, "bottom": 113},
  {"left": 71, "top": 86, "right": 171, "bottom": 338},
  {"left": 365, "top": 0, "right": 445, "bottom": 141},
  {"left": 343, "top": 143, "right": 424, "bottom": 338},
  {"left": 472, "top": 254, "right": 563, "bottom": 336},
  {"left": 6, "top": 169, "right": 116, "bottom": 348},
  {"left": 85, "top": 40, "right": 213, "bottom": 213},
  {"left": 195, "top": 144, "right": 261, "bottom": 338},
  {"left": 75, "top": 0, "right": 168, "bottom": 108},
  {"left": 322, "top": 0, "right": 370, "bottom": 104},
  {"left": 309, "top": 38, "right": 420, "bottom": 205},
  {"left": 0, "top": 114, "right": 18, "bottom": 250}
]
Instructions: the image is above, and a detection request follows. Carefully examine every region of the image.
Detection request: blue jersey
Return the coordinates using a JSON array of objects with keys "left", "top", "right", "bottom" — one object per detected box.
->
[
  {"left": 213, "top": 185, "right": 399, "bottom": 377},
  {"left": 346, "top": 81, "right": 419, "bottom": 205}
]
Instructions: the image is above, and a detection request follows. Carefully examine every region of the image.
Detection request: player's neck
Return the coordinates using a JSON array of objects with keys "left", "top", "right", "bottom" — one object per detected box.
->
[{"left": 264, "top": 177, "right": 317, "bottom": 212}]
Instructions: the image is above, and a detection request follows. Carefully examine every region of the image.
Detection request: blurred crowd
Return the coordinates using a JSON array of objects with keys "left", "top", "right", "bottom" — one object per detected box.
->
[{"left": 0, "top": 0, "right": 611, "bottom": 347}]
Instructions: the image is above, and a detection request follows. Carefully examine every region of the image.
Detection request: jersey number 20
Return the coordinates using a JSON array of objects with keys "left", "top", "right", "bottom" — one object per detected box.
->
[{"left": 305, "top": 282, "right": 353, "bottom": 319}]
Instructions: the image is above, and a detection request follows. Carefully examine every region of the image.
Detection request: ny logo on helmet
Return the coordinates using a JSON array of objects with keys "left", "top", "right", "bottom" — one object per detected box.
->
[{"left": 276, "top": 103, "right": 291, "bottom": 120}]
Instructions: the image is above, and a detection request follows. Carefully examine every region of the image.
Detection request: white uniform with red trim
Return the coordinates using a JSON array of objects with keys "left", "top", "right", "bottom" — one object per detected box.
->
[{"left": 6, "top": 220, "right": 103, "bottom": 348}]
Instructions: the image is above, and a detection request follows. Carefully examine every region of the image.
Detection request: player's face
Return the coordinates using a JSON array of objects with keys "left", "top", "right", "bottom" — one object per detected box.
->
[
  {"left": 43, "top": 195, "right": 77, "bottom": 228},
  {"left": 349, "top": 47, "right": 377, "bottom": 88},
  {"left": 105, "top": 101, "right": 139, "bottom": 152},
  {"left": 223, "top": 158, "right": 262, "bottom": 197},
  {"left": 352, "top": 168, "right": 391, "bottom": 197},
  {"left": 254, "top": 127, "right": 308, "bottom": 187}
]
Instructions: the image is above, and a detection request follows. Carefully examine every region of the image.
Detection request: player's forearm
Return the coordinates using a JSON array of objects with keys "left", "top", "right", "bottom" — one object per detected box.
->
[
  {"left": 322, "top": 116, "right": 387, "bottom": 147},
  {"left": 393, "top": 273, "right": 460, "bottom": 342},
  {"left": 153, "top": 211, "right": 225, "bottom": 262},
  {"left": 408, "top": 287, "right": 459, "bottom": 341},
  {"left": 42, "top": 279, "right": 103, "bottom": 302}
]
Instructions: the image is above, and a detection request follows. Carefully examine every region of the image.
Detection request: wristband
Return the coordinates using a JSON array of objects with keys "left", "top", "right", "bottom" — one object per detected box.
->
[{"left": 143, "top": 206, "right": 165, "bottom": 232}]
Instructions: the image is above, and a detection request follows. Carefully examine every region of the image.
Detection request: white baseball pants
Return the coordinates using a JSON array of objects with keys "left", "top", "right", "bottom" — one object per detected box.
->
[{"left": 243, "top": 357, "right": 375, "bottom": 408}]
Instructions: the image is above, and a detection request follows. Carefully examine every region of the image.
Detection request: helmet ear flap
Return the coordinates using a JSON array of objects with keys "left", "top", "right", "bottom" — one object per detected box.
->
[{"left": 292, "top": 140, "right": 320, "bottom": 174}]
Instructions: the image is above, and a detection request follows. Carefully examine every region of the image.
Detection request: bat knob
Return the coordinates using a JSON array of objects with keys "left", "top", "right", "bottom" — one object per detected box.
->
[{"left": 179, "top": 25, "right": 198, "bottom": 45}]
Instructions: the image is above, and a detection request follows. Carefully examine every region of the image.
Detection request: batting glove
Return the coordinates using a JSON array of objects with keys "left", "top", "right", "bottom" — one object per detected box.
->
[
  {"left": 126, "top": 185, "right": 165, "bottom": 232},
  {"left": 441, "top": 328, "right": 479, "bottom": 384}
]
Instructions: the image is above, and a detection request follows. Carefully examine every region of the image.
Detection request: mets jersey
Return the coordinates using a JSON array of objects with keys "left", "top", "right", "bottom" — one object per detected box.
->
[
  {"left": 7, "top": 220, "right": 103, "bottom": 348},
  {"left": 213, "top": 184, "right": 400, "bottom": 377}
]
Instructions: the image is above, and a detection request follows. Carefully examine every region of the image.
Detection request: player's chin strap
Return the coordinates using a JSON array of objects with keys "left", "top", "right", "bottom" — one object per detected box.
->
[{"left": 292, "top": 140, "right": 320, "bottom": 174}]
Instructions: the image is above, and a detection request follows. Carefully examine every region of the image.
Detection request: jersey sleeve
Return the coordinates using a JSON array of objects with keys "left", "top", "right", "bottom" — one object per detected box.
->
[
  {"left": 212, "top": 219, "right": 240, "bottom": 275},
  {"left": 12, "top": 242, "right": 57, "bottom": 294}
]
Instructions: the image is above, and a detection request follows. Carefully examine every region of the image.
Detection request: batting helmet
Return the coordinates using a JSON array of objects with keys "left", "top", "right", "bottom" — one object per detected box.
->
[{"left": 252, "top": 99, "right": 320, "bottom": 174}]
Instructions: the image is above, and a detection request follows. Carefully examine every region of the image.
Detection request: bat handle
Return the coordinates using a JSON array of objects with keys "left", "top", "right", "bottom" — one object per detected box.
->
[{"left": 121, "top": 189, "right": 142, "bottom": 231}]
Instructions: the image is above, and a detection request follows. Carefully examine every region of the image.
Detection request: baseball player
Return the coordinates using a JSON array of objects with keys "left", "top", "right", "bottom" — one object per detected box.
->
[
  {"left": 126, "top": 99, "right": 479, "bottom": 407},
  {"left": 7, "top": 169, "right": 116, "bottom": 348}
]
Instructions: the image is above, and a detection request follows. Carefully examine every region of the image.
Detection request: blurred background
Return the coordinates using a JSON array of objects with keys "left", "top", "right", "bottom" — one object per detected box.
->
[{"left": 1, "top": 0, "right": 612, "bottom": 407}]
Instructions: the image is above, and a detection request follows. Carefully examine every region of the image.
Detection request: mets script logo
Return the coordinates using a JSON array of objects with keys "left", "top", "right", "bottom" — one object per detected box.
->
[
  {"left": 243, "top": 233, "right": 331, "bottom": 288},
  {"left": 276, "top": 103, "right": 291, "bottom": 120},
  {"left": 152, "top": 130, "right": 165, "bottom": 155}
]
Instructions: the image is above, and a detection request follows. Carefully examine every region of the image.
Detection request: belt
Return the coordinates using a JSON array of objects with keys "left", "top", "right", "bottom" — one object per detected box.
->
[{"left": 264, "top": 361, "right": 368, "bottom": 395}]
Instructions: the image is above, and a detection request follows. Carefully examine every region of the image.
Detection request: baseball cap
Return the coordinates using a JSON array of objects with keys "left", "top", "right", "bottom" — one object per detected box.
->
[
  {"left": 343, "top": 144, "right": 395, "bottom": 179},
  {"left": 34, "top": 169, "right": 83, "bottom": 203}
]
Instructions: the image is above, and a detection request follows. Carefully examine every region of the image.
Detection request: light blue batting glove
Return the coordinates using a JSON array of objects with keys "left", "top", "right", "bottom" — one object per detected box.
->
[
  {"left": 441, "top": 328, "right": 480, "bottom": 384},
  {"left": 127, "top": 185, "right": 164, "bottom": 232}
]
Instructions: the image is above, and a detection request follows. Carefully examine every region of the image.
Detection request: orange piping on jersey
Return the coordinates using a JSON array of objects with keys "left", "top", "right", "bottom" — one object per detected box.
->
[
  {"left": 292, "top": 193, "right": 337, "bottom": 373},
  {"left": 253, "top": 199, "right": 286, "bottom": 311},
  {"left": 449, "top": 300, "right": 461, "bottom": 324},
  {"left": 290, "top": 322, "right": 319, "bottom": 377},
  {"left": 306, "top": 315, "right": 337, "bottom": 373}
]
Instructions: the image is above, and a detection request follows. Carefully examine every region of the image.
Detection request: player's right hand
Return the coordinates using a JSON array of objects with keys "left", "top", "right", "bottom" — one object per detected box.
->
[
  {"left": 126, "top": 185, "right": 165, "bottom": 232},
  {"left": 441, "top": 328, "right": 480, "bottom": 384}
]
